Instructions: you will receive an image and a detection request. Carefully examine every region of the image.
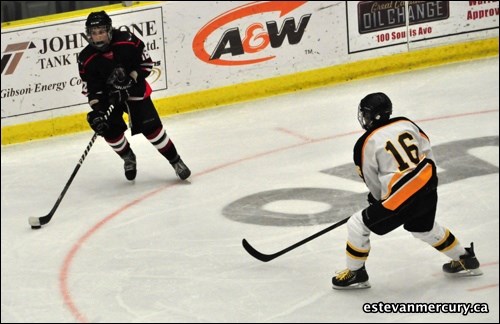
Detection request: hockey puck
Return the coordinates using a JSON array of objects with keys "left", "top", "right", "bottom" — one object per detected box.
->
[{"left": 31, "top": 225, "right": 42, "bottom": 230}]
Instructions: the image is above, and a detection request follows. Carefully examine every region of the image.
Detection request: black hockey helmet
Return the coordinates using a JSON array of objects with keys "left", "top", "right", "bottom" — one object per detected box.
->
[
  {"left": 357, "top": 92, "right": 392, "bottom": 130},
  {"left": 85, "top": 11, "right": 113, "bottom": 50}
]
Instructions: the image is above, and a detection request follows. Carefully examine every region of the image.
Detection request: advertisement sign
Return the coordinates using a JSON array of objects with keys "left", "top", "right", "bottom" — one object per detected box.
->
[
  {"left": 1, "top": 1, "right": 498, "bottom": 132},
  {"left": 347, "top": 1, "right": 499, "bottom": 53},
  {"left": 1, "top": 6, "right": 166, "bottom": 125}
]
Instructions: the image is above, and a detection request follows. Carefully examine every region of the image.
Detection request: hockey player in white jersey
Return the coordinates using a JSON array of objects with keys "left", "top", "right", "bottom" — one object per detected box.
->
[{"left": 332, "top": 92, "right": 482, "bottom": 290}]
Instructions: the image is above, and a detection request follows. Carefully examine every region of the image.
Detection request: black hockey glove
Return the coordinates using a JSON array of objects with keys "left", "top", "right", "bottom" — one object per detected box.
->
[
  {"left": 107, "top": 67, "right": 135, "bottom": 90},
  {"left": 87, "top": 110, "right": 109, "bottom": 136},
  {"left": 108, "top": 89, "right": 129, "bottom": 106},
  {"left": 367, "top": 192, "right": 377, "bottom": 205}
]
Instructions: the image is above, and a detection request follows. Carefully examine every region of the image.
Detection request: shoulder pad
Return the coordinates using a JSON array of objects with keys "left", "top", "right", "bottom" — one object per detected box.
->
[
  {"left": 78, "top": 45, "right": 99, "bottom": 65},
  {"left": 111, "top": 29, "right": 135, "bottom": 42}
]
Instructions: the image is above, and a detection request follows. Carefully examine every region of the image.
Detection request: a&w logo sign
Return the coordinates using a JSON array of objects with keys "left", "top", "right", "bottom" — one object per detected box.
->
[{"left": 193, "top": 1, "right": 310, "bottom": 66}]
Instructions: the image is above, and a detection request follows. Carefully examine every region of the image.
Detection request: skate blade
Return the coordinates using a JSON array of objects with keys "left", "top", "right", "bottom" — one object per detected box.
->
[
  {"left": 444, "top": 268, "right": 483, "bottom": 277},
  {"left": 332, "top": 281, "right": 371, "bottom": 290}
]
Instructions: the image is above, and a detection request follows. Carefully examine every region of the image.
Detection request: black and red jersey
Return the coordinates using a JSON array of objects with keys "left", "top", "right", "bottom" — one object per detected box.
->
[{"left": 77, "top": 29, "right": 154, "bottom": 105}]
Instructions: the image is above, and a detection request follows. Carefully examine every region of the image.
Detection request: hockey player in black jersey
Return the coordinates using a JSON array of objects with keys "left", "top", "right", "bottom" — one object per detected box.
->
[
  {"left": 78, "top": 11, "right": 190, "bottom": 181},
  {"left": 332, "top": 92, "right": 482, "bottom": 290}
]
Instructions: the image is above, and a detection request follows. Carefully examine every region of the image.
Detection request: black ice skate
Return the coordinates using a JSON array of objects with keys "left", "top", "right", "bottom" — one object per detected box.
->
[
  {"left": 332, "top": 265, "right": 370, "bottom": 290},
  {"left": 122, "top": 150, "right": 137, "bottom": 181},
  {"left": 171, "top": 156, "right": 191, "bottom": 180},
  {"left": 442, "top": 242, "right": 483, "bottom": 277}
]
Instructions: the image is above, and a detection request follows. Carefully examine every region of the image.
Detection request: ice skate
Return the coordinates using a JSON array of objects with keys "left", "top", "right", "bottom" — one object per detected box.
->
[
  {"left": 122, "top": 150, "right": 137, "bottom": 181},
  {"left": 443, "top": 242, "right": 482, "bottom": 277},
  {"left": 171, "top": 156, "right": 191, "bottom": 180},
  {"left": 332, "top": 265, "right": 370, "bottom": 290}
]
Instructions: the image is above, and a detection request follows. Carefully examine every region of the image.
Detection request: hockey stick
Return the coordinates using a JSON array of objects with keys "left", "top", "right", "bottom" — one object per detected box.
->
[
  {"left": 28, "top": 104, "right": 115, "bottom": 229},
  {"left": 242, "top": 216, "right": 350, "bottom": 262}
]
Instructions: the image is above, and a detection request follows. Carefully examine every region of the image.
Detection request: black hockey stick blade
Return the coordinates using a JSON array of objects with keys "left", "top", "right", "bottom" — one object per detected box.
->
[
  {"left": 28, "top": 214, "right": 52, "bottom": 227},
  {"left": 242, "top": 216, "right": 350, "bottom": 262},
  {"left": 242, "top": 239, "right": 276, "bottom": 262}
]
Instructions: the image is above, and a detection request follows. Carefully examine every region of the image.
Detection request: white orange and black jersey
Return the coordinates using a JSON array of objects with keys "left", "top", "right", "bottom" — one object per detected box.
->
[
  {"left": 353, "top": 117, "right": 436, "bottom": 209},
  {"left": 77, "top": 29, "right": 154, "bottom": 105}
]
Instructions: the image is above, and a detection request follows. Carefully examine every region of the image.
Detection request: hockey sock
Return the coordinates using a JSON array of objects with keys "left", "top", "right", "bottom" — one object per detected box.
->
[
  {"left": 346, "top": 210, "right": 371, "bottom": 270},
  {"left": 105, "top": 133, "right": 131, "bottom": 155},
  {"left": 411, "top": 222, "right": 466, "bottom": 260},
  {"left": 144, "top": 126, "right": 179, "bottom": 162}
]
